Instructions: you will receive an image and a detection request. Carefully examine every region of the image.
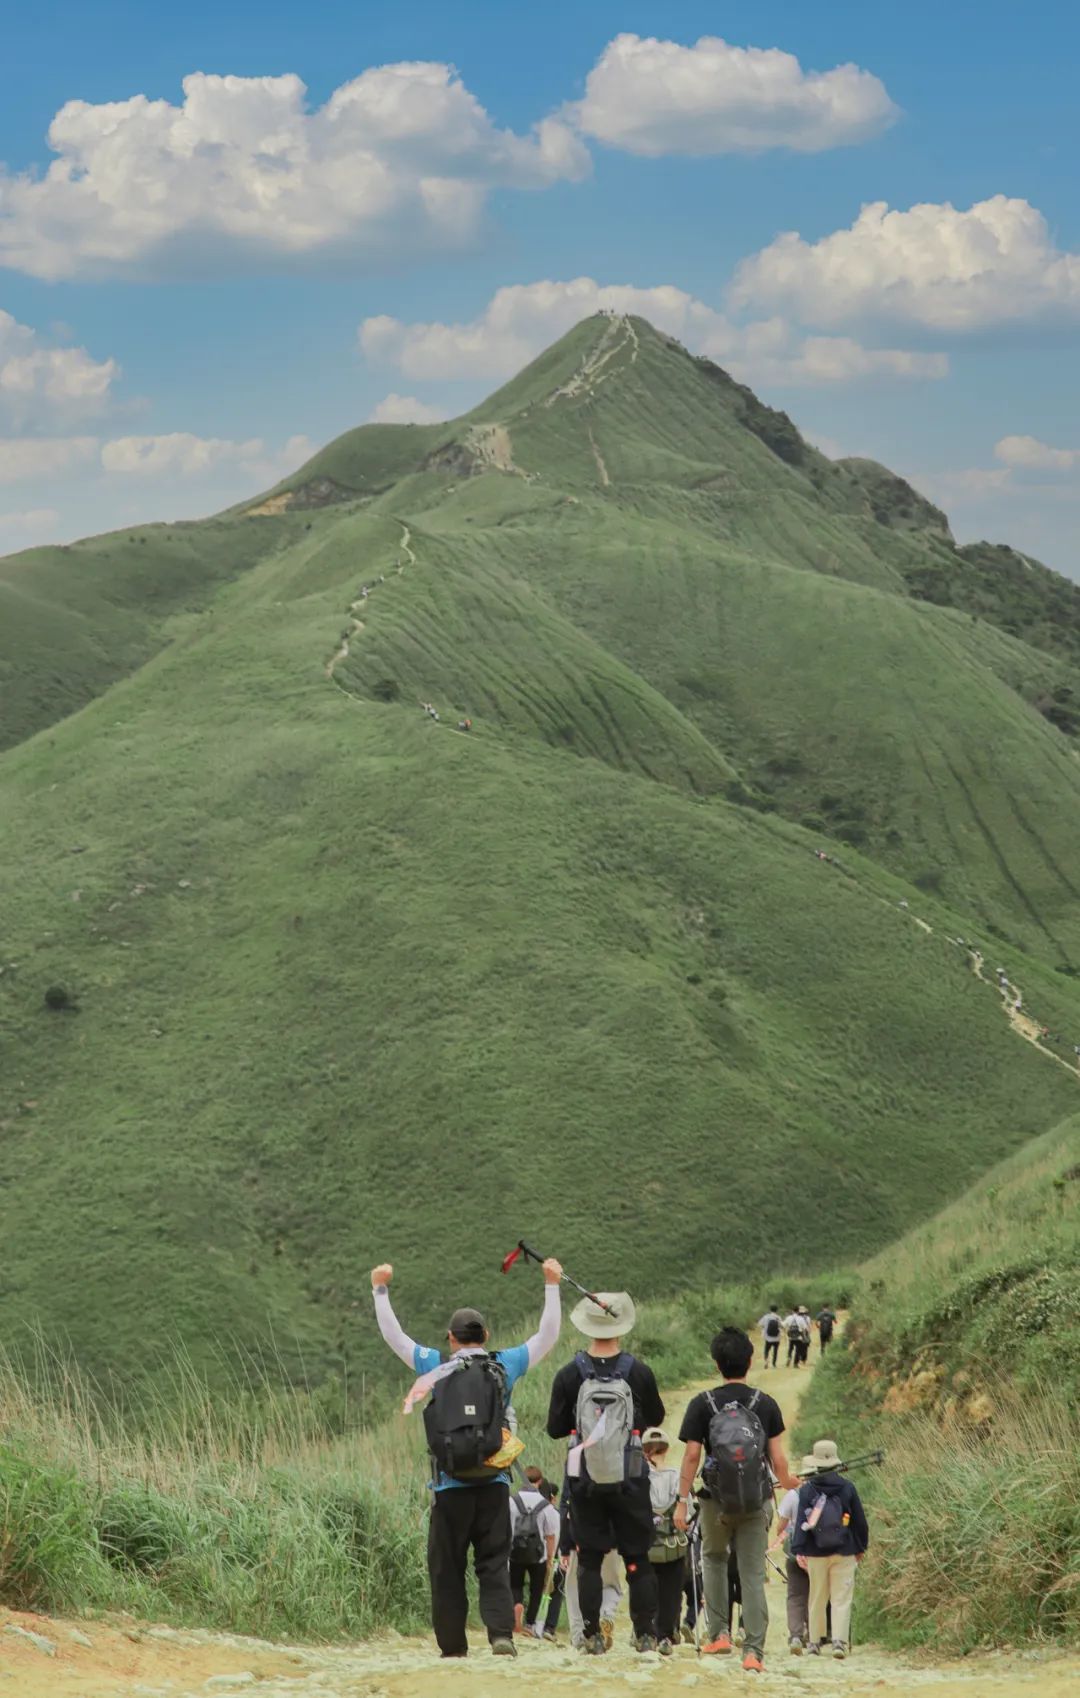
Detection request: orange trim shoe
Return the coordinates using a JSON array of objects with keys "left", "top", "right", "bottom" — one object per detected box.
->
[
  {"left": 701, "top": 1634, "right": 733, "bottom": 1655},
  {"left": 742, "top": 1652, "right": 765, "bottom": 1673}
]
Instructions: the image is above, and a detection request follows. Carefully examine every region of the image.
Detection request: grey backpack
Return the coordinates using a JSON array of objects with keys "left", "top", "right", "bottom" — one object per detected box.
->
[{"left": 574, "top": 1351, "right": 636, "bottom": 1488}]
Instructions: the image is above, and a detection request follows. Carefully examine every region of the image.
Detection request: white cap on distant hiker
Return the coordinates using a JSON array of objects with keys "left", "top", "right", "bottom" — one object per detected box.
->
[{"left": 569, "top": 1291, "right": 636, "bottom": 1338}]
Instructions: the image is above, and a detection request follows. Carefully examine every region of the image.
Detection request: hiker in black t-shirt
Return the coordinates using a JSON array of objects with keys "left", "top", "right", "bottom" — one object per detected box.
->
[
  {"left": 816, "top": 1307, "right": 837, "bottom": 1353},
  {"left": 675, "top": 1326, "right": 800, "bottom": 1675},
  {"left": 547, "top": 1290, "right": 664, "bottom": 1655}
]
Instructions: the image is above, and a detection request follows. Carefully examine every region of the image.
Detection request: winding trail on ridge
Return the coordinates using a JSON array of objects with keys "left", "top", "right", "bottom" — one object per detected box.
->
[
  {"left": 7, "top": 1336, "right": 1076, "bottom": 1696},
  {"left": 324, "top": 522, "right": 413, "bottom": 685}
]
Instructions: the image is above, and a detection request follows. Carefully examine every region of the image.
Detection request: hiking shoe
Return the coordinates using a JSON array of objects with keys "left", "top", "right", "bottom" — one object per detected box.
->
[
  {"left": 807, "top": 1642, "right": 821, "bottom": 1656},
  {"left": 634, "top": 1634, "right": 658, "bottom": 1655},
  {"left": 832, "top": 1641, "right": 848, "bottom": 1659},
  {"left": 658, "top": 1638, "right": 674, "bottom": 1657},
  {"left": 491, "top": 1638, "right": 517, "bottom": 1658},
  {"left": 680, "top": 1623, "right": 696, "bottom": 1644},
  {"left": 599, "top": 1616, "right": 615, "bottom": 1651},
  {"left": 702, "top": 1634, "right": 733, "bottom": 1655},
  {"left": 742, "top": 1652, "right": 765, "bottom": 1673},
  {"left": 789, "top": 1635, "right": 805, "bottom": 1655},
  {"left": 542, "top": 1628, "right": 558, "bottom": 1643},
  {"left": 580, "top": 1635, "right": 606, "bottom": 1656}
]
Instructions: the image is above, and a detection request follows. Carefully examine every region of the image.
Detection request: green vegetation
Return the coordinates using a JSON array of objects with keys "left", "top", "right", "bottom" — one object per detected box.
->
[
  {"left": 796, "top": 1112, "right": 1080, "bottom": 1650},
  {"left": 2, "top": 313, "right": 1080, "bottom": 1397}
]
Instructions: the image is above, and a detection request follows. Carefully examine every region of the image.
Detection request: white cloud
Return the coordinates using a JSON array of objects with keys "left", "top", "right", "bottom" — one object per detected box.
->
[
  {"left": 0, "top": 506, "right": 60, "bottom": 533},
  {"left": 732, "top": 196, "right": 1080, "bottom": 330},
  {"left": 0, "top": 67, "right": 589, "bottom": 281},
  {"left": 994, "top": 434, "right": 1080, "bottom": 472},
  {"left": 0, "top": 435, "right": 97, "bottom": 484},
  {"left": 368, "top": 393, "right": 448, "bottom": 425},
  {"left": 100, "top": 431, "right": 315, "bottom": 479},
  {"left": 0, "top": 307, "right": 117, "bottom": 425},
  {"left": 573, "top": 32, "right": 897, "bottom": 156},
  {"left": 361, "top": 279, "right": 946, "bottom": 388}
]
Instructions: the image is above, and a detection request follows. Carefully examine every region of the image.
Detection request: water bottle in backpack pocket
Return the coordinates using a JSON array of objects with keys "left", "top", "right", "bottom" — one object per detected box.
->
[
  {"left": 701, "top": 1391, "right": 769, "bottom": 1514},
  {"left": 423, "top": 1353, "right": 509, "bottom": 1481},
  {"left": 572, "top": 1351, "right": 636, "bottom": 1489}
]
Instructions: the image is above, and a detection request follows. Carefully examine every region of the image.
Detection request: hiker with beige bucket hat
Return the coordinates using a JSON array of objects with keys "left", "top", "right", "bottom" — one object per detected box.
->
[
  {"left": 790, "top": 1438, "right": 870, "bottom": 1659},
  {"left": 546, "top": 1291, "right": 666, "bottom": 1655}
]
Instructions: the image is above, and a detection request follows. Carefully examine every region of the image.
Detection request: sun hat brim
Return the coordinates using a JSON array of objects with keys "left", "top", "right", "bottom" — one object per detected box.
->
[{"left": 569, "top": 1291, "right": 636, "bottom": 1339}]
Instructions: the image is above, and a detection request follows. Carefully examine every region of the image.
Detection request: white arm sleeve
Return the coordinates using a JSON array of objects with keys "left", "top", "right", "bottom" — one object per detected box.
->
[
  {"left": 373, "top": 1286, "right": 419, "bottom": 1369},
  {"left": 524, "top": 1282, "right": 562, "bottom": 1367}
]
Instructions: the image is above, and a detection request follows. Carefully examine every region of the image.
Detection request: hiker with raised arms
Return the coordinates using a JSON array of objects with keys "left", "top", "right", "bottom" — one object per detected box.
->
[
  {"left": 370, "top": 1257, "right": 563, "bottom": 1659},
  {"left": 674, "top": 1324, "right": 801, "bottom": 1676},
  {"left": 546, "top": 1290, "right": 665, "bottom": 1655}
]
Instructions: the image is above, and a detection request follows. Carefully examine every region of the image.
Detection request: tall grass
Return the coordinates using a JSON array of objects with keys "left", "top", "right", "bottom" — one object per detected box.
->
[{"left": 837, "top": 1398, "right": 1080, "bottom": 1652}]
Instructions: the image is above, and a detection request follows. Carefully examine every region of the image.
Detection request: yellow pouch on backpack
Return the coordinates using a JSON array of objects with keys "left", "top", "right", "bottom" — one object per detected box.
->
[{"left": 485, "top": 1428, "right": 526, "bottom": 1469}]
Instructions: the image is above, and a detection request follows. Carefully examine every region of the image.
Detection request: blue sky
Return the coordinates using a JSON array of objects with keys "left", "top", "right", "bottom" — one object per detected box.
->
[{"left": 2, "top": 0, "right": 1079, "bottom": 573}]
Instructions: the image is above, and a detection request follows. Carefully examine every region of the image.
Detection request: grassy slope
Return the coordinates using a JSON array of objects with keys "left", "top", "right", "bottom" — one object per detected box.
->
[
  {"left": 794, "top": 1113, "right": 1080, "bottom": 1648},
  {"left": 3, "top": 313, "right": 1080, "bottom": 1391}
]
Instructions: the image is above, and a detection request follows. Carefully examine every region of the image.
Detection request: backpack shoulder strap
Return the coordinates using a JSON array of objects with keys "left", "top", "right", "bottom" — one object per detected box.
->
[
  {"left": 574, "top": 1350, "right": 592, "bottom": 1379},
  {"left": 511, "top": 1492, "right": 524, "bottom": 1513},
  {"left": 748, "top": 1389, "right": 762, "bottom": 1414},
  {"left": 704, "top": 1391, "right": 718, "bottom": 1417},
  {"left": 614, "top": 1352, "right": 635, "bottom": 1379}
]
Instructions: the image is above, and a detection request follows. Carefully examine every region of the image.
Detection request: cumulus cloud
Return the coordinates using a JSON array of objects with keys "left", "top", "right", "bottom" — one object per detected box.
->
[
  {"left": 0, "top": 435, "right": 97, "bottom": 484},
  {"left": 0, "top": 67, "right": 589, "bottom": 281},
  {"left": 368, "top": 392, "right": 448, "bottom": 425},
  {"left": 0, "top": 506, "right": 60, "bottom": 534},
  {"left": 573, "top": 32, "right": 897, "bottom": 156},
  {"left": 360, "top": 279, "right": 946, "bottom": 388},
  {"left": 0, "top": 307, "right": 117, "bottom": 424},
  {"left": 732, "top": 195, "right": 1080, "bottom": 330},
  {"left": 994, "top": 434, "right": 1080, "bottom": 472},
  {"left": 100, "top": 431, "right": 315, "bottom": 479}
]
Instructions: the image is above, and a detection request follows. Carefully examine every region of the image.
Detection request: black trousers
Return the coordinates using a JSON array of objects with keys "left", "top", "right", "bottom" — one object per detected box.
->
[
  {"left": 763, "top": 1338, "right": 779, "bottom": 1366},
  {"left": 544, "top": 1563, "right": 566, "bottom": 1634},
  {"left": 819, "top": 1327, "right": 834, "bottom": 1352},
  {"left": 652, "top": 1556, "right": 686, "bottom": 1641},
  {"left": 570, "top": 1478, "right": 658, "bottom": 1639},
  {"left": 510, "top": 1559, "right": 547, "bottom": 1625},
  {"left": 786, "top": 1335, "right": 800, "bottom": 1365},
  {"left": 427, "top": 1483, "right": 514, "bottom": 1655}
]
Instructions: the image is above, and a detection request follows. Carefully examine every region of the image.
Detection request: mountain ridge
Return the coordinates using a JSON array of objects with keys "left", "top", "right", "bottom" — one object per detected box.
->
[{"left": 2, "top": 312, "right": 1080, "bottom": 1391}]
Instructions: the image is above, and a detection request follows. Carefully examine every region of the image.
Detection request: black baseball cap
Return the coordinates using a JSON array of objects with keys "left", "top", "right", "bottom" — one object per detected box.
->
[{"left": 448, "top": 1307, "right": 486, "bottom": 1340}]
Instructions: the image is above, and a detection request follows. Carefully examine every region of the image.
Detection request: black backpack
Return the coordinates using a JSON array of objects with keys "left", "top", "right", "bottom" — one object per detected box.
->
[
  {"left": 701, "top": 1390, "right": 769, "bottom": 1514},
  {"left": 510, "top": 1493, "right": 546, "bottom": 1564},
  {"left": 423, "top": 1353, "right": 508, "bottom": 1481},
  {"left": 807, "top": 1490, "right": 846, "bottom": 1552}
]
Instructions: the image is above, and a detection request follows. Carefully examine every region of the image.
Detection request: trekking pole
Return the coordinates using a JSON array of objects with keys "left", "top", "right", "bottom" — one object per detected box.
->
[
  {"left": 500, "top": 1240, "right": 617, "bottom": 1316},
  {"left": 796, "top": 1448, "right": 884, "bottom": 1478},
  {"left": 689, "top": 1519, "right": 702, "bottom": 1658}
]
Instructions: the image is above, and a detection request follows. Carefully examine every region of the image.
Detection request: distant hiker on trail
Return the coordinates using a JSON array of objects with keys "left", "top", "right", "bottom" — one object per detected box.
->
[
  {"left": 457, "top": 718, "right": 473, "bottom": 732},
  {"left": 546, "top": 1290, "right": 664, "bottom": 1655},
  {"left": 642, "top": 1428, "right": 687, "bottom": 1655},
  {"left": 790, "top": 1438, "right": 869, "bottom": 1660},
  {"left": 509, "top": 1465, "right": 560, "bottom": 1637},
  {"left": 796, "top": 1309, "right": 812, "bottom": 1366},
  {"left": 783, "top": 1309, "right": 806, "bottom": 1368},
  {"left": 757, "top": 1305, "right": 782, "bottom": 1369},
  {"left": 675, "top": 1325, "right": 801, "bottom": 1675},
  {"left": 816, "top": 1306, "right": 837, "bottom": 1353},
  {"left": 371, "top": 1257, "right": 562, "bottom": 1659}
]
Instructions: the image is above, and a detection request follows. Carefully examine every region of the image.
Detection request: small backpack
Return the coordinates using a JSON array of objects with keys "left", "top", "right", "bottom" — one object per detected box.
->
[
  {"left": 805, "top": 1490, "right": 847, "bottom": 1552},
  {"left": 510, "top": 1493, "right": 547, "bottom": 1564},
  {"left": 701, "top": 1391, "right": 768, "bottom": 1514},
  {"left": 573, "top": 1351, "right": 636, "bottom": 1489},
  {"left": 423, "top": 1353, "right": 508, "bottom": 1481},
  {"left": 787, "top": 1318, "right": 803, "bottom": 1340},
  {"left": 647, "top": 1465, "right": 688, "bottom": 1564}
]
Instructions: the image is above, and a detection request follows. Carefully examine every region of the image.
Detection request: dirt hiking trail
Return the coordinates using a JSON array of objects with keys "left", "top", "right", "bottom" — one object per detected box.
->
[{"left": 4, "top": 1338, "right": 1076, "bottom": 1698}]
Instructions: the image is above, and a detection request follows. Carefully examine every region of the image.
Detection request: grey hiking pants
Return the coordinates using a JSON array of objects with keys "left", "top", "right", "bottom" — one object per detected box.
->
[{"left": 700, "top": 1500, "right": 771, "bottom": 1658}]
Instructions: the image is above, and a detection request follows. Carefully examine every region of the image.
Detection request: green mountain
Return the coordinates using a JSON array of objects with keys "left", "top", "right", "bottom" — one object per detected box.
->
[{"left": 2, "top": 313, "right": 1080, "bottom": 1392}]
